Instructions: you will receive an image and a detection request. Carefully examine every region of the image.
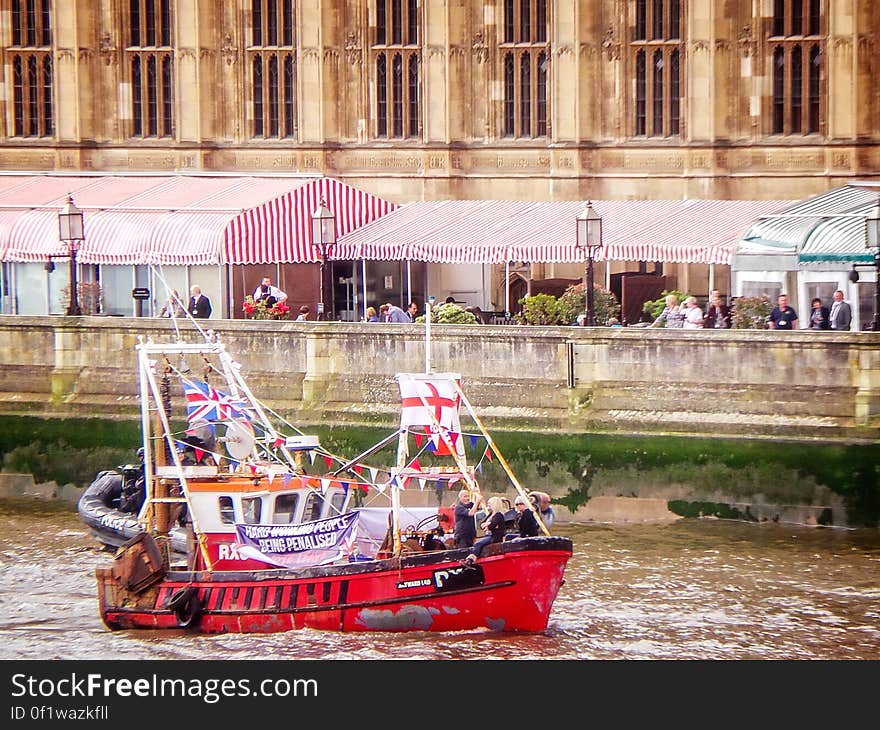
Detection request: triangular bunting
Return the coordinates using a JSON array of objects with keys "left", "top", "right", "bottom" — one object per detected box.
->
[
  {"left": 194, "top": 448, "right": 204, "bottom": 463},
  {"left": 369, "top": 467, "right": 378, "bottom": 483},
  {"left": 476, "top": 462, "right": 483, "bottom": 474},
  {"left": 377, "top": 482, "right": 387, "bottom": 494},
  {"left": 324, "top": 455, "right": 333, "bottom": 469},
  {"left": 484, "top": 446, "right": 493, "bottom": 462},
  {"left": 353, "top": 464, "right": 363, "bottom": 476},
  {"left": 410, "top": 457, "right": 421, "bottom": 471},
  {"left": 469, "top": 434, "right": 478, "bottom": 449},
  {"left": 282, "top": 473, "right": 293, "bottom": 487},
  {"left": 413, "top": 433, "right": 424, "bottom": 448},
  {"left": 426, "top": 439, "right": 437, "bottom": 453},
  {"left": 308, "top": 450, "right": 316, "bottom": 465},
  {"left": 418, "top": 478, "right": 426, "bottom": 491},
  {"left": 320, "top": 477, "right": 331, "bottom": 495},
  {"left": 449, "top": 432, "right": 460, "bottom": 448}
]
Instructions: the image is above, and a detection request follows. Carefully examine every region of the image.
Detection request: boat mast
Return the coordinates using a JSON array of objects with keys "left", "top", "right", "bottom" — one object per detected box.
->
[{"left": 451, "top": 380, "right": 550, "bottom": 536}]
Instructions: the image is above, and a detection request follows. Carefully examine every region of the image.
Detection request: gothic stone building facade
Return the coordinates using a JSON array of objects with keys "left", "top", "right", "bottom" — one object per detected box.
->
[{"left": 1, "top": 0, "right": 878, "bottom": 203}]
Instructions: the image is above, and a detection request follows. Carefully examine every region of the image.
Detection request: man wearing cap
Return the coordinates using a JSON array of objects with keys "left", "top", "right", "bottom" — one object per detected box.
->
[{"left": 513, "top": 495, "right": 540, "bottom": 538}]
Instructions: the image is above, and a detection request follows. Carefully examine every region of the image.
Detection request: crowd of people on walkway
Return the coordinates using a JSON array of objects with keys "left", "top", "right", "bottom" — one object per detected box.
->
[
  {"left": 651, "top": 290, "right": 854, "bottom": 331},
  {"left": 156, "top": 275, "right": 857, "bottom": 332}
]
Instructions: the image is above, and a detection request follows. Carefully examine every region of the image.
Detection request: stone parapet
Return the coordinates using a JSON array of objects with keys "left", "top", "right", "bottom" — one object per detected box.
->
[{"left": 0, "top": 315, "right": 877, "bottom": 442}]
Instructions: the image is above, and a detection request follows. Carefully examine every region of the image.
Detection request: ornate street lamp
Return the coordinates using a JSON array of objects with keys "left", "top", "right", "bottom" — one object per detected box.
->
[
  {"left": 310, "top": 197, "right": 337, "bottom": 321},
  {"left": 576, "top": 201, "right": 603, "bottom": 326},
  {"left": 58, "top": 194, "right": 84, "bottom": 316},
  {"left": 848, "top": 203, "right": 880, "bottom": 331}
]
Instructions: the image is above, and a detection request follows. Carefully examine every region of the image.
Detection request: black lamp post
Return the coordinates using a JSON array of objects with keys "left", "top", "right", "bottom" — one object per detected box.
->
[
  {"left": 310, "top": 197, "right": 336, "bottom": 321},
  {"left": 848, "top": 203, "right": 880, "bottom": 331},
  {"left": 58, "top": 194, "right": 84, "bottom": 316},
  {"left": 576, "top": 201, "right": 603, "bottom": 326}
]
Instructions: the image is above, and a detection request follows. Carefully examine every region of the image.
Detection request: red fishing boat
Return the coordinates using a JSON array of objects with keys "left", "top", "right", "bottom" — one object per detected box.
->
[{"left": 95, "top": 306, "right": 572, "bottom": 634}]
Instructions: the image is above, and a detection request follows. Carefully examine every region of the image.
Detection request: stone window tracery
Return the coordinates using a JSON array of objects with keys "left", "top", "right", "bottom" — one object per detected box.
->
[
  {"left": 126, "top": 0, "right": 175, "bottom": 138},
  {"left": 769, "top": 0, "right": 823, "bottom": 136},
  {"left": 631, "top": 0, "right": 681, "bottom": 138},
  {"left": 248, "top": 0, "right": 296, "bottom": 139},
  {"left": 372, "top": 0, "right": 420, "bottom": 139},
  {"left": 8, "top": 0, "right": 54, "bottom": 138},
  {"left": 500, "top": 0, "right": 548, "bottom": 138}
]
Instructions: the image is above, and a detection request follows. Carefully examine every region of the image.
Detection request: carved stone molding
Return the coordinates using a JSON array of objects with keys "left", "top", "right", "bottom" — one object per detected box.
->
[
  {"left": 301, "top": 47, "right": 320, "bottom": 61},
  {"left": 77, "top": 48, "right": 92, "bottom": 63},
  {"left": 428, "top": 45, "right": 444, "bottom": 60},
  {"left": 57, "top": 49, "right": 74, "bottom": 62},
  {"left": 472, "top": 31, "right": 488, "bottom": 64},
  {"left": 691, "top": 40, "right": 709, "bottom": 53},
  {"left": 580, "top": 42, "right": 598, "bottom": 59},
  {"left": 602, "top": 25, "right": 620, "bottom": 61},
  {"left": 554, "top": 45, "right": 573, "bottom": 58},
  {"left": 737, "top": 25, "right": 757, "bottom": 58},
  {"left": 450, "top": 44, "right": 467, "bottom": 60},
  {"left": 832, "top": 37, "right": 852, "bottom": 54},
  {"left": 178, "top": 48, "right": 195, "bottom": 61},
  {"left": 98, "top": 33, "right": 117, "bottom": 66},
  {"left": 199, "top": 48, "right": 213, "bottom": 61},
  {"left": 344, "top": 32, "right": 362, "bottom": 65},
  {"left": 714, "top": 39, "right": 731, "bottom": 52},
  {"left": 221, "top": 33, "right": 237, "bottom": 66}
]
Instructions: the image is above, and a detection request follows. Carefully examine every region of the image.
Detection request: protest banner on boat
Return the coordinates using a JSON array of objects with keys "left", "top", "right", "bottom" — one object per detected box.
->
[{"left": 234, "top": 512, "right": 360, "bottom": 568}]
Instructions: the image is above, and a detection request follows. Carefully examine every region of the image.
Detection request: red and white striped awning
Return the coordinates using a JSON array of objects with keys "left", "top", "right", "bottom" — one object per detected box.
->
[
  {"left": 0, "top": 173, "right": 397, "bottom": 265},
  {"left": 335, "top": 199, "right": 796, "bottom": 265}
]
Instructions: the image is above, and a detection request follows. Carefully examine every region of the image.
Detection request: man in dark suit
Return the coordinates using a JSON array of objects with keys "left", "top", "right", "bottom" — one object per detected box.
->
[
  {"left": 829, "top": 290, "right": 852, "bottom": 331},
  {"left": 188, "top": 285, "right": 212, "bottom": 319}
]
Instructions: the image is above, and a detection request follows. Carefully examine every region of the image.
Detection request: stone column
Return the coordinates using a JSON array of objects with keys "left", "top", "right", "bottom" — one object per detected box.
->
[{"left": 51, "top": 325, "right": 84, "bottom": 403}]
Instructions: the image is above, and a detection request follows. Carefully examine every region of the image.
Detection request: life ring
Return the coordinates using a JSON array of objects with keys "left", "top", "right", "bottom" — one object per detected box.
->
[{"left": 165, "top": 586, "right": 202, "bottom": 628}]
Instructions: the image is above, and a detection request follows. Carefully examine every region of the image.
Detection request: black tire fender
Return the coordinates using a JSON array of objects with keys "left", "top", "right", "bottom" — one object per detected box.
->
[{"left": 165, "top": 586, "right": 202, "bottom": 628}]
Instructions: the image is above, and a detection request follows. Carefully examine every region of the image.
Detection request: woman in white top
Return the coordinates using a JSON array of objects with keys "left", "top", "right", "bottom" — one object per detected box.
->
[{"left": 682, "top": 296, "right": 704, "bottom": 329}]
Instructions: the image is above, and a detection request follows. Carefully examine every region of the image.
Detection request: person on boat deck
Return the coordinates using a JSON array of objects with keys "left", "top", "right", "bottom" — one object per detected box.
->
[
  {"left": 465, "top": 496, "right": 507, "bottom": 562},
  {"left": 506, "top": 495, "right": 540, "bottom": 540},
  {"left": 529, "top": 491, "right": 555, "bottom": 530},
  {"left": 454, "top": 489, "right": 482, "bottom": 549},
  {"left": 118, "top": 447, "right": 146, "bottom": 514}
]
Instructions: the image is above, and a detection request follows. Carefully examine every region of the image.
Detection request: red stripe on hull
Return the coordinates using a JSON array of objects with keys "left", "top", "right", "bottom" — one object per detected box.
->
[{"left": 98, "top": 544, "right": 571, "bottom": 634}]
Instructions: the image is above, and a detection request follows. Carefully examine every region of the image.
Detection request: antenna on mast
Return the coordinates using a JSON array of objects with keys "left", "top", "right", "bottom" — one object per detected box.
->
[{"left": 425, "top": 296, "right": 435, "bottom": 374}]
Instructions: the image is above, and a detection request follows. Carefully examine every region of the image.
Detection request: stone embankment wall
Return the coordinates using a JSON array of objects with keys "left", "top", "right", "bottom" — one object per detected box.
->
[{"left": 0, "top": 315, "right": 878, "bottom": 442}]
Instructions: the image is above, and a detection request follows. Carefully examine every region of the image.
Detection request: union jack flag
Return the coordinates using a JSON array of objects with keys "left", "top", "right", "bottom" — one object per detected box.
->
[{"left": 182, "top": 380, "right": 251, "bottom": 424}]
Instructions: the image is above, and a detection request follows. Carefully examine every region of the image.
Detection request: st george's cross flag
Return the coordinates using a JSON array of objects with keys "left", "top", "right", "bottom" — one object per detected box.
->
[
  {"left": 396, "top": 373, "right": 464, "bottom": 457},
  {"left": 182, "top": 380, "right": 252, "bottom": 424}
]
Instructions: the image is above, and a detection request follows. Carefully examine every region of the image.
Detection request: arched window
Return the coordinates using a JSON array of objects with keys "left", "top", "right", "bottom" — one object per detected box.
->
[
  {"left": 248, "top": 1, "right": 296, "bottom": 139},
  {"left": 127, "top": 0, "right": 174, "bottom": 138},
  {"left": 630, "top": 2, "right": 680, "bottom": 137},
  {"left": 499, "top": 1, "right": 549, "bottom": 138},
  {"left": 769, "top": 2, "right": 825, "bottom": 136},
  {"left": 9, "top": 0, "right": 54, "bottom": 138},
  {"left": 372, "top": 1, "right": 420, "bottom": 139}
]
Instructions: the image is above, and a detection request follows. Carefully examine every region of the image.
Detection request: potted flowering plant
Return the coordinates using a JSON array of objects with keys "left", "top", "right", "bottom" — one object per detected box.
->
[{"left": 242, "top": 295, "right": 291, "bottom": 320}]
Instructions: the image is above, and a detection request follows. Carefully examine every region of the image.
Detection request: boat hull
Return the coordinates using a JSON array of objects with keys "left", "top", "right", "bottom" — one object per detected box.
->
[{"left": 97, "top": 536, "right": 572, "bottom": 633}]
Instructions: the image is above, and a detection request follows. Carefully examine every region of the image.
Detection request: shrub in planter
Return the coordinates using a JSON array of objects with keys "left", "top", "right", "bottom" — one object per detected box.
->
[
  {"left": 731, "top": 295, "right": 772, "bottom": 329},
  {"left": 557, "top": 283, "right": 621, "bottom": 326}
]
